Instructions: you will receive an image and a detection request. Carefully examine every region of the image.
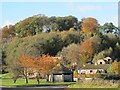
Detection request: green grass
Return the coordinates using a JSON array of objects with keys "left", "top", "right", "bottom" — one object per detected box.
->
[
  {"left": 1, "top": 73, "right": 119, "bottom": 89},
  {"left": 0, "top": 73, "right": 75, "bottom": 87},
  {"left": 1, "top": 78, "right": 75, "bottom": 87},
  {"left": 0, "top": 73, "right": 13, "bottom": 79}
]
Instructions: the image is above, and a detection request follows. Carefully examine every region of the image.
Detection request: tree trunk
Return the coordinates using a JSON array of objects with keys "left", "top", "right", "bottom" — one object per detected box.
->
[
  {"left": 46, "top": 74, "right": 49, "bottom": 82},
  {"left": 36, "top": 77, "right": 40, "bottom": 84},
  {"left": 13, "top": 75, "right": 18, "bottom": 83},
  {"left": 25, "top": 76, "right": 28, "bottom": 84},
  {"left": 24, "top": 67, "right": 28, "bottom": 84}
]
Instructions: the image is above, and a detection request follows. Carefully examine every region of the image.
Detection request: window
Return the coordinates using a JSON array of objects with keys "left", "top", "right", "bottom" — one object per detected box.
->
[
  {"left": 108, "top": 59, "right": 110, "bottom": 61},
  {"left": 100, "top": 62, "right": 102, "bottom": 64},
  {"left": 90, "top": 70, "right": 92, "bottom": 73}
]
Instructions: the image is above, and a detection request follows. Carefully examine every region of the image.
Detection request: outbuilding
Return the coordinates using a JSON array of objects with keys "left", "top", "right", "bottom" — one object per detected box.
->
[{"left": 48, "top": 64, "right": 73, "bottom": 82}]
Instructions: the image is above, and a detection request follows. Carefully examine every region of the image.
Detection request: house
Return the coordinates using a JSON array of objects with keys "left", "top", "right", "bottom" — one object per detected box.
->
[
  {"left": 104, "top": 57, "right": 112, "bottom": 64},
  {"left": 78, "top": 64, "right": 110, "bottom": 79},
  {"left": 95, "top": 59, "right": 106, "bottom": 65},
  {"left": 95, "top": 57, "right": 112, "bottom": 65},
  {"left": 48, "top": 64, "right": 73, "bottom": 82}
]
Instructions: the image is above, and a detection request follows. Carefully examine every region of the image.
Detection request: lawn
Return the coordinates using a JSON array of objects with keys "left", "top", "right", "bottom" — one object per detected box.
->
[
  {"left": 1, "top": 78, "right": 75, "bottom": 87},
  {"left": 1, "top": 73, "right": 120, "bottom": 89},
  {"left": 2, "top": 79, "right": 75, "bottom": 87},
  {"left": 0, "top": 73, "right": 12, "bottom": 79},
  {"left": 0, "top": 73, "right": 75, "bottom": 87}
]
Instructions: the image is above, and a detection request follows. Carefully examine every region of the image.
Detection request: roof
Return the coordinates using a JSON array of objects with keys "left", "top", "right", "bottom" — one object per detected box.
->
[
  {"left": 80, "top": 64, "right": 110, "bottom": 70},
  {"left": 49, "top": 64, "right": 73, "bottom": 74},
  {"left": 86, "top": 61, "right": 93, "bottom": 64},
  {"left": 97, "top": 59, "right": 105, "bottom": 62}
]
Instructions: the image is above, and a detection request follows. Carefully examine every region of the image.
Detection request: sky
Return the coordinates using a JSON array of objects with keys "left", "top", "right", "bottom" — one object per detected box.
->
[{"left": 1, "top": 0, "right": 120, "bottom": 27}]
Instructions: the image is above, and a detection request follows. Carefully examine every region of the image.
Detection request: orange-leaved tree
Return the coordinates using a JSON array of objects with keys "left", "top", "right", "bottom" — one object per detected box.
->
[
  {"left": 35, "top": 54, "right": 60, "bottom": 81},
  {"left": 17, "top": 54, "right": 60, "bottom": 83},
  {"left": 81, "top": 17, "right": 99, "bottom": 36},
  {"left": 80, "top": 39, "right": 95, "bottom": 64},
  {"left": 17, "top": 54, "right": 35, "bottom": 83}
]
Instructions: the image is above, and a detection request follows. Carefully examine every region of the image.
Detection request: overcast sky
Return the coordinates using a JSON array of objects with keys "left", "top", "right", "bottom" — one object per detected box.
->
[{"left": 1, "top": 0, "right": 120, "bottom": 27}]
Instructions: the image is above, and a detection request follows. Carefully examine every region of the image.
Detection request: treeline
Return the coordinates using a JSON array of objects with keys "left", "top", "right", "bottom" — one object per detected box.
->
[
  {"left": 1, "top": 14, "right": 119, "bottom": 39},
  {"left": 2, "top": 15, "right": 81, "bottom": 38}
]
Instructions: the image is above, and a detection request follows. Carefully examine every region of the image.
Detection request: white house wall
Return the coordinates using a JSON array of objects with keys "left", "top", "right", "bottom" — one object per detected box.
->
[{"left": 78, "top": 69, "right": 104, "bottom": 74}]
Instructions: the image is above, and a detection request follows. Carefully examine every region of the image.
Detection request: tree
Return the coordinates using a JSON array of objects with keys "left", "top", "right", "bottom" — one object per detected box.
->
[
  {"left": 56, "top": 16, "right": 78, "bottom": 31},
  {"left": 60, "top": 31, "right": 84, "bottom": 47},
  {"left": 17, "top": 54, "right": 35, "bottom": 83},
  {"left": 112, "top": 42, "right": 120, "bottom": 61},
  {"left": 81, "top": 17, "right": 99, "bottom": 36},
  {"left": 2, "top": 25, "right": 15, "bottom": 39},
  {"left": 112, "top": 61, "right": 120, "bottom": 74},
  {"left": 58, "top": 43, "right": 81, "bottom": 67},
  {"left": 35, "top": 54, "right": 60, "bottom": 81},
  {"left": 80, "top": 39, "right": 95, "bottom": 64},
  {"left": 15, "top": 14, "right": 49, "bottom": 37},
  {"left": 16, "top": 54, "right": 60, "bottom": 83},
  {"left": 91, "top": 35, "right": 102, "bottom": 53},
  {"left": 99, "top": 22, "right": 118, "bottom": 34},
  {"left": 49, "top": 23, "right": 59, "bottom": 31},
  {"left": 1, "top": 44, "right": 7, "bottom": 73}
]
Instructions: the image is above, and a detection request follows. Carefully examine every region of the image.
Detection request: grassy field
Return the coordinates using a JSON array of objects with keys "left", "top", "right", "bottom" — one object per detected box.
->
[
  {"left": 0, "top": 73, "right": 75, "bottom": 87},
  {"left": 1, "top": 73, "right": 120, "bottom": 89},
  {"left": 1, "top": 78, "right": 76, "bottom": 87},
  {"left": 68, "top": 79, "right": 120, "bottom": 88}
]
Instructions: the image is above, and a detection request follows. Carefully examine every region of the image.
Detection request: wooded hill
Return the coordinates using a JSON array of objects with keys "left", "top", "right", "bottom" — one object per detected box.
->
[{"left": 1, "top": 14, "right": 120, "bottom": 75}]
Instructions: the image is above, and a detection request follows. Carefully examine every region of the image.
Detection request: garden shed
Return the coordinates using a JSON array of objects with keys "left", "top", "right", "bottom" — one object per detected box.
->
[{"left": 48, "top": 64, "right": 73, "bottom": 82}]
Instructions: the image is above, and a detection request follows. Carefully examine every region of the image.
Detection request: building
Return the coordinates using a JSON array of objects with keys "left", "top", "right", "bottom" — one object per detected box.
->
[
  {"left": 95, "top": 57, "right": 112, "bottom": 65},
  {"left": 48, "top": 64, "right": 73, "bottom": 82},
  {"left": 78, "top": 64, "right": 110, "bottom": 79}
]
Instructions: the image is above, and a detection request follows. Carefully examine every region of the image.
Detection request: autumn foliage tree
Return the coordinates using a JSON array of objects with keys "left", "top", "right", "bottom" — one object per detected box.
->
[
  {"left": 81, "top": 17, "right": 99, "bottom": 36},
  {"left": 35, "top": 54, "right": 60, "bottom": 81},
  {"left": 17, "top": 55, "right": 35, "bottom": 83},
  {"left": 80, "top": 39, "right": 95, "bottom": 64},
  {"left": 17, "top": 54, "right": 60, "bottom": 84},
  {"left": 35, "top": 54, "right": 59, "bottom": 74}
]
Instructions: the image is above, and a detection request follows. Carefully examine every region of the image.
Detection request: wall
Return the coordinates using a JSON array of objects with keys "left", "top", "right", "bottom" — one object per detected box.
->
[
  {"left": 53, "top": 75, "right": 63, "bottom": 82},
  {"left": 79, "top": 69, "right": 97, "bottom": 74},
  {"left": 64, "top": 74, "right": 73, "bottom": 82}
]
